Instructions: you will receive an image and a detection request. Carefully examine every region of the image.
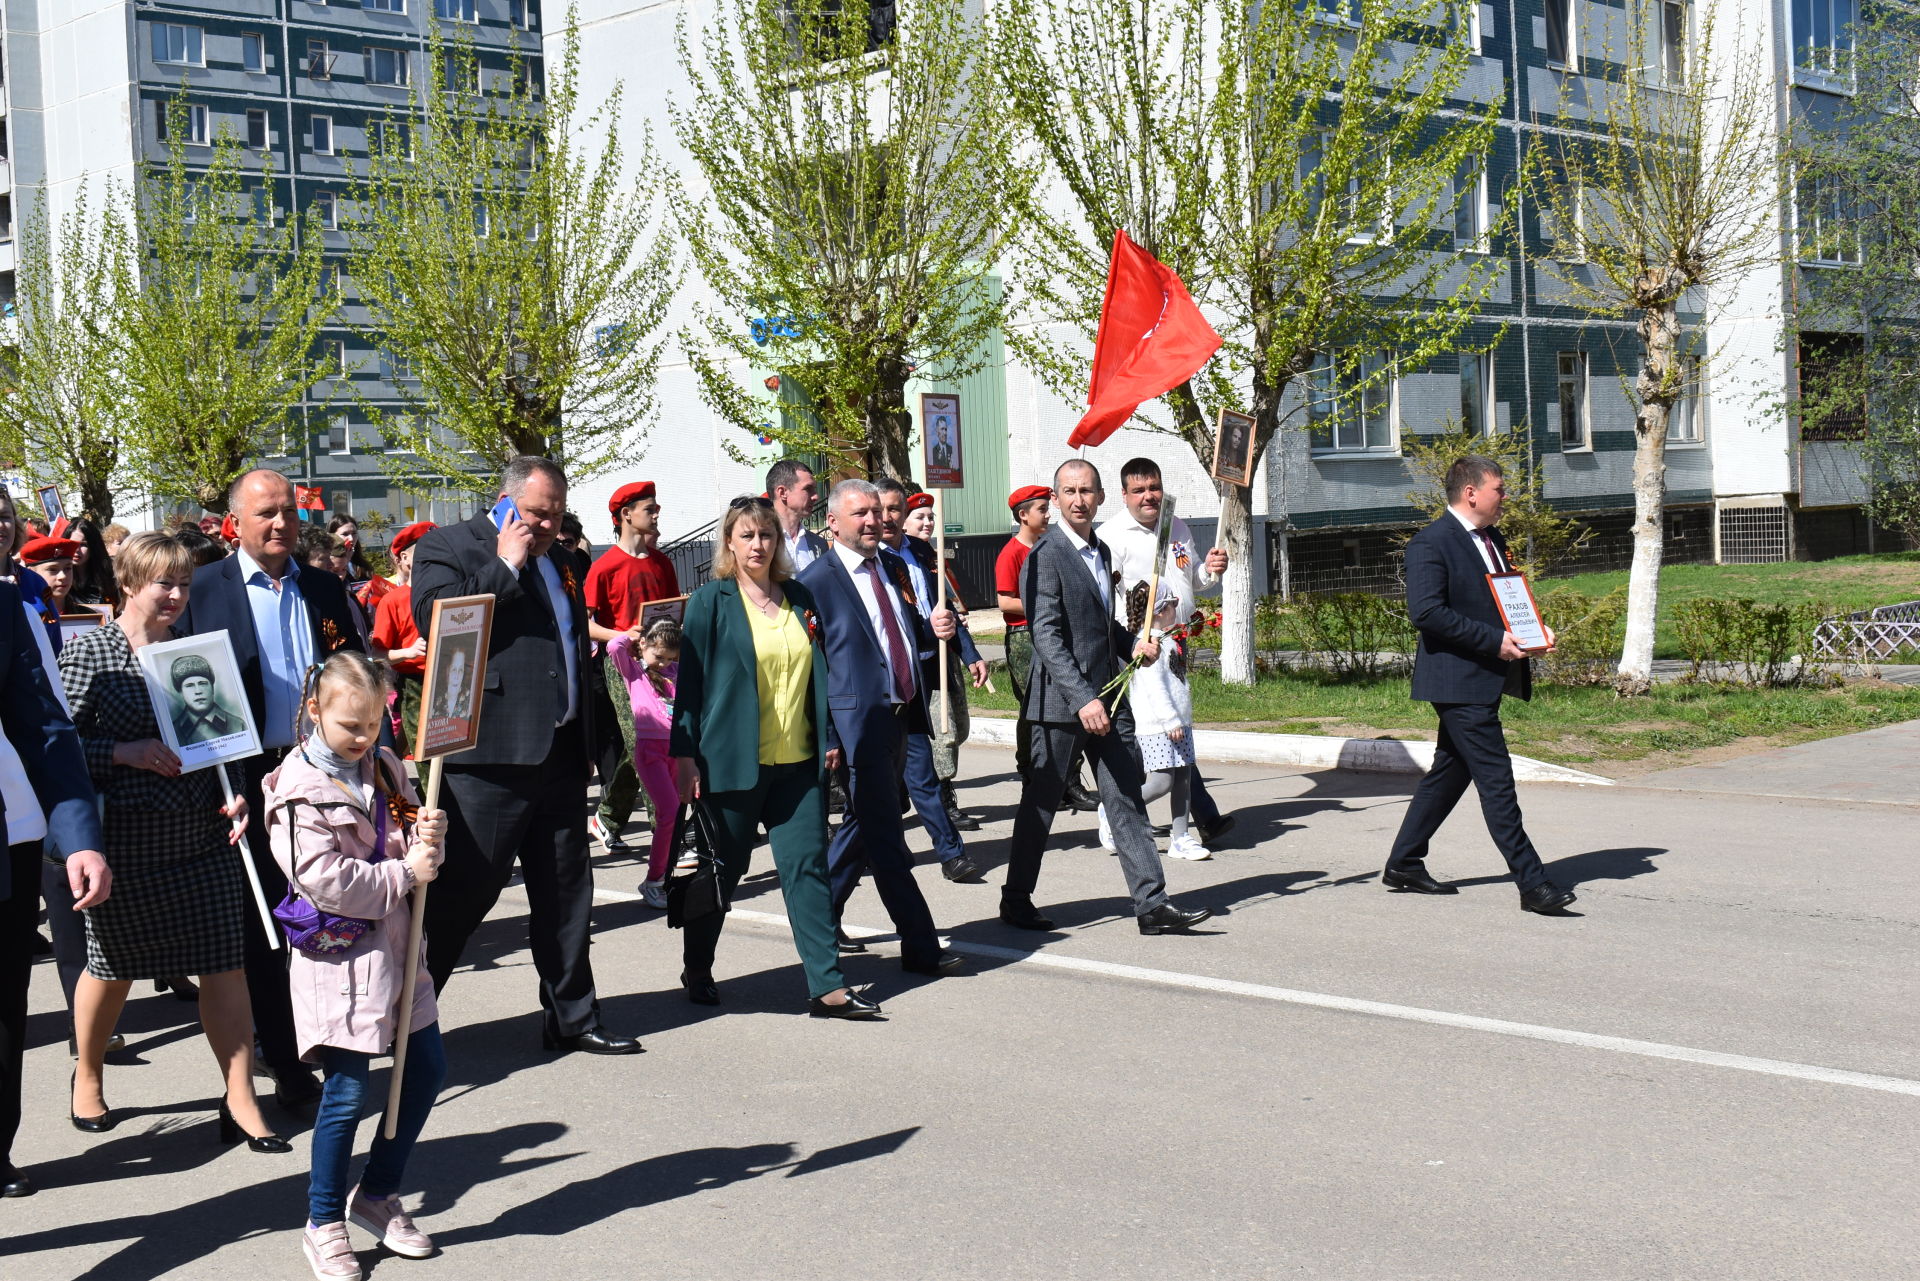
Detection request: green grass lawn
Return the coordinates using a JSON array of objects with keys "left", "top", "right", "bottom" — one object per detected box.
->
[{"left": 970, "top": 666, "right": 1920, "bottom": 771}]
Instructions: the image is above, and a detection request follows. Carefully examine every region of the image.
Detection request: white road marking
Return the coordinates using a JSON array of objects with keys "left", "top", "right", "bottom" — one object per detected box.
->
[{"left": 592, "top": 886, "right": 1920, "bottom": 1099}]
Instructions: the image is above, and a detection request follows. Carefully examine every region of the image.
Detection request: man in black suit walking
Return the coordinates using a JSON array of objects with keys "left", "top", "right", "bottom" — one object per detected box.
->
[
  {"left": 179, "top": 468, "right": 364, "bottom": 1107},
  {"left": 1383, "top": 455, "right": 1575, "bottom": 914},
  {"left": 410, "top": 456, "right": 640, "bottom": 1055}
]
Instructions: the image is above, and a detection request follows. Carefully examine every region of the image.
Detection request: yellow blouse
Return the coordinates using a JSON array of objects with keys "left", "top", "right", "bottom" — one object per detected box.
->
[{"left": 743, "top": 595, "right": 814, "bottom": 765}]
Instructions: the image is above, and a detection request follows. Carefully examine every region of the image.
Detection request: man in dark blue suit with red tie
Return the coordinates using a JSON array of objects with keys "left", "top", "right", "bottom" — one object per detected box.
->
[
  {"left": 798, "top": 479, "right": 963, "bottom": 977},
  {"left": 1383, "top": 455, "right": 1575, "bottom": 914}
]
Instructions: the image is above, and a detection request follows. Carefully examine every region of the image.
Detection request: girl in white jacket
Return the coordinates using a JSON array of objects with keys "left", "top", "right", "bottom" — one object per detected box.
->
[{"left": 1102, "top": 588, "right": 1210, "bottom": 860}]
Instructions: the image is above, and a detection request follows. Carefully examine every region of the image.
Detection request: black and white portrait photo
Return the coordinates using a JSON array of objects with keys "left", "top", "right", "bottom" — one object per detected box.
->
[{"left": 136, "top": 633, "right": 261, "bottom": 773}]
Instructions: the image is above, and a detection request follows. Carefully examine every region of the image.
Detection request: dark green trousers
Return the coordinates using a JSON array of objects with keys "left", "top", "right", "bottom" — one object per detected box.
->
[
  {"left": 686, "top": 760, "right": 845, "bottom": 999},
  {"left": 597, "top": 652, "right": 644, "bottom": 830}
]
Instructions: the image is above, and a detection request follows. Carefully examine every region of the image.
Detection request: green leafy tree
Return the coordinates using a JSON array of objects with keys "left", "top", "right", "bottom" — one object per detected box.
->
[
  {"left": 673, "top": 0, "right": 1025, "bottom": 478},
  {"left": 1402, "top": 417, "right": 1589, "bottom": 581},
  {"left": 1527, "top": 0, "right": 1781, "bottom": 693},
  {"left": 0, "top": 180, "right": 136, "bottom": 522},
  {"left": 121, "top": 98, "right": 336, "bottom": 514},
  {"left": 346, "top": 16, "right": 677, "bottom": 496},
  {"left": 1000, "top": 0, "right": 1507, "bottom": 685}
]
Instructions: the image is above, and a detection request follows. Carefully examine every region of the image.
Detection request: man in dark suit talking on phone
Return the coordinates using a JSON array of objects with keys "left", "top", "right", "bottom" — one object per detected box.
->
[{"left": 1382, "top": 455, "right": 1574, "bottom": 914}]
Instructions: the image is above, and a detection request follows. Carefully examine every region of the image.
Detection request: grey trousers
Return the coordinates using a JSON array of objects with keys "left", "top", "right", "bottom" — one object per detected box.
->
[{"left": 1006, "top": 710, "right": 1169, "bottom": 916}]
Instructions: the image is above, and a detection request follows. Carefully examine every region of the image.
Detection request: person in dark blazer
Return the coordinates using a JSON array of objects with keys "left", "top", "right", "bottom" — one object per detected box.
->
[
  {"left": 0, "top": 578, "right": 110, "bottom": 1198},
  {"left": 178, "top": 468, "right": 363, "bottom": 1108},
  {"left": 670, "top": 497, "right": 879, "bottom": 1018},
  {"left": 798, "top": 480, "right": 964, "bottom": 976},
  {"left": 1382, "top": 455, "right": 1574, "bottom": 914},
  {"left": 1002, "top": 460, "right": 1213, "bottom": 936},
  {"left": 409, "top": 456, "right": 640, "bottom": 1055}
]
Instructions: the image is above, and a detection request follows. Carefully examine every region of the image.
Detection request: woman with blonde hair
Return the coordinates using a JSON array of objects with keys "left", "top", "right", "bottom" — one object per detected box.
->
[
  {"left": 669, "top": 497, "right": 876, "bottom": 1018},
  {"left": 57, "top": 531, "right": 286, "bottom": 1152}
]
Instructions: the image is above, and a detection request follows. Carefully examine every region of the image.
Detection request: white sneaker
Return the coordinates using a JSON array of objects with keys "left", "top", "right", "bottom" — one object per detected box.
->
[
  {"left": 302, "top": 1221, "right": 364, "bottom": 1280},
  {"left": 1096, "top": 805, "right": 1116, "bottom": 852},
  {"left": 1167, "top": 835, "right": 1212, "bottom": 861},
  {"left": 640, "top": 879, "right": 668, "bottom": 910},
  {"left": 347, "top": 1185, "right": 434, "bottom": 1258},
  {"left": 588, "top": 815, "right": 630, "bottom": 853}
]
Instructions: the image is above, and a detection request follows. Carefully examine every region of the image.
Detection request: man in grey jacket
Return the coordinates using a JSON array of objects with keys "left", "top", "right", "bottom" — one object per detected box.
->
[{"left": 1000, "top": 460, "right": 1214, "bottom": 936}]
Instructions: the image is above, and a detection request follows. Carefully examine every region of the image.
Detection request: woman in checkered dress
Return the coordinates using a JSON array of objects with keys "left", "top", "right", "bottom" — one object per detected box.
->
[{"left": 57, "top": 533, "right": 287, "bottom": 1150}]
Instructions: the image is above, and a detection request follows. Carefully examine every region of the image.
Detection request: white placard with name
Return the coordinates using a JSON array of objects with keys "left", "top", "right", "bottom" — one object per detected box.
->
[{"left": 1487, "top": 572, "right": 1551, "bottom": 653}]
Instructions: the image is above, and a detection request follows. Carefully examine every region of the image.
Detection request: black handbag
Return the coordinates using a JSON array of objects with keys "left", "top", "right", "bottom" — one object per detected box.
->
[{"left": 666, "top": 800, "right": 730, "bottom": 929}]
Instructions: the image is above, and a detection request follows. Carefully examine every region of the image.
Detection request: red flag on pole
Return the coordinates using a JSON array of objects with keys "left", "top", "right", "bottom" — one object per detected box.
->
[{"left": 1069, "top": 230, "right": 1222, "bottom": 449}]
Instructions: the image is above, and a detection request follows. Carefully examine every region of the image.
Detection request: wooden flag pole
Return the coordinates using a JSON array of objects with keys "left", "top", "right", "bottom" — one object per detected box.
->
[
  {"left": 216, "top": 761, "right": 280, "bottom": 952},
  {"left": 934, "top": 489, "right": 950, "bottom": 735},
  {"left": 383, "top": 754, "right": 442, "bottom": 1140},
  {"left": 1139, "top": 495, "right": 1176, "bottom": 650}
]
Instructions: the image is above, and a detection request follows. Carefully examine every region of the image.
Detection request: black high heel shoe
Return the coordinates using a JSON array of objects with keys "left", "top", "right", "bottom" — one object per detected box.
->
[
  {"left": 69, "top": 1069, "right": 115, "bottom": 1134},
  {"left": 218, "top": 1101, "right": 292, "bottom": 1154},
  {"left": 681, "top": 969, "right": 720, "bottom": 1006}
]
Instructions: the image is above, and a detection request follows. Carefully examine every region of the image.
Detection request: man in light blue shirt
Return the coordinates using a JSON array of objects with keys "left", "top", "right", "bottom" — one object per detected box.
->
[{"left": 234, "top": 545, "right": 315, "bottom": 748}]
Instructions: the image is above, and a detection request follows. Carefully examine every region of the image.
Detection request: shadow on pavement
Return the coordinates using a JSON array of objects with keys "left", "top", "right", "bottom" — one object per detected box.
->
[{"left": 1450, "top": 846, "right": 1666, "bottom": 891}]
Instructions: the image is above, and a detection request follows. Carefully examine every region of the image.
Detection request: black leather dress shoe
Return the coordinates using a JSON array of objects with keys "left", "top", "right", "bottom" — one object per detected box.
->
[
  {"left": 1382, "top": 867, "right": 1459, "bottom": 895},
  {"left": 1198, "top": 814, "right": 1237, "bottom": 846},
  {"left": 998, "top": 900, "right": 1055, "bottom": 931},
  {"left": 835, "top": 927, "right": 868, "bottom": 954},
  {"left": 901, "top": 951, "right": 965, "bottom": 977},
  {"left": 808, "top": 991, "right": 883, "bottom": 1019},
  {"left": 273, "top": 1068, "right": 324, "bottom": 1110},
  {"left": 1137, "top": 902, "right": 1213, "bottom": 934},
  {"left": 940, "top": 783, "right": 982, "bottom": 832},
  {"left": 0, "top": 1163, "right": 33, "bottom": 1197},
  {"left": 544, "top": 1026, "right": 644, "bottom": 1055},
  {"left": 681, "top": 969, "right": 720, "bottom": 1006},
  {"left": 1519, "top": 883, "right": 1577, "bottom": 914},
  {"left": 941, "top": 854, "right": 984, "bottom": 883},
  {"left": 1062, "top": 780, "right": 1101, "bottom": 813}
]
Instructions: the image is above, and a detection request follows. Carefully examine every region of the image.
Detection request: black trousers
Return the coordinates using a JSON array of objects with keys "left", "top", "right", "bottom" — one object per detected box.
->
[
  {"left": 1, "top": 841, "right": 42, "bottom": 1166},
  {"left": 39, "top": 860, "right": 85, "bottom": 1023},
  {"left": 824, "top": 715, "right": 940, "bottom": 966},
  {"left": 429, "top": 728, "right": 600, "bottom": 1040},
  {"left": 239, "top": 750, "right": 303, "bottom": 1079},
  {"left": 1386, "top": 701, "right": 1548, "bottom": 891}
]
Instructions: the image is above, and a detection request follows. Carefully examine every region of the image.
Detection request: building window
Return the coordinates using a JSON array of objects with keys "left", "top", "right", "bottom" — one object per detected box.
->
[
  {"left": 158, "top": 101, "right": 212, "bottom": 146},
  {"left": 315, "top": 190, "right": 338, "bottom": 229},
  {"left": 328, "top": 418, "right": 351, "bottom": 454},
  {"left": 511, "top": 0, "right": 539, "bottom": 30},
  {"left": 514, "top": 61, "right": 544, "bottom": 101},
  {"left": 1798, "top": 173, "right": 1861, "bottom": 264},
  {"left": 242, "top": 33, "right": 267, "bottom": 74},
  {"left": 312, "top": 115, "right": 335, "bottom": 155},
  {"left": 246, "top": 109, "right": 269, "bottom": 151},
  {"left": 1557, "top": 352, "right": 1589, "bottom": 449},
  {"left": 379, "top": 348, "right": 412, "bottom": 380},
  {"left": 1798, "top": 333, "right": 1865, "bottom": 440},
  {"left": 442, "top": 51, "right": 479, "bottom": 95},
  {"left": 1302, "top": 134, "right": 1389, "bottom": 246},
  {"left": 151, "top": 23, "right": 204, "bottom": 67},
  {"left": 1666, "top": 356, "right": 1705, "bottom": 444},
  {"left": 1792, "top": 0, "right": 1856, "bottom": 85},
  {"left": 307, "top": 39, "right": 334, "bottom": 80},
  {"left": 1545, "top": 0, "right": 1575, "bottom": 69},
  {"left": 1454, "top": 162, "right": 1488, "bottom": 251},
  {"left": 1656, "top": 1, "right": 1687, "bottom": 87},
  {"left": 1460, "top": 351, "right": 1493, "bottom": 434},
  {"left": 321, "top": 339, "right": 346, "bottom": 376},
  {"left": 1311, "top": 0, "right": 1361, "bottom": 25},
  {"left": 473, "top": 199, "right": 491, "bottom": 237},
  {"left": 1309, "top": 350, "right": 1397, "bottom": 454},
  {"left": 364, "top": 0, "right": 406, "bottom": 12},
  {"left": 374, "top": 120, "right": 411, "bottom": 157},
  {"left": 435, "top": 0, "right": 478, "bottom": 19},
  {"left": 1454, "top": 0, "right": 1481, "bottom": 53},
  {"left": 365, "top": 47, "right": 409, "bottom": 87}
]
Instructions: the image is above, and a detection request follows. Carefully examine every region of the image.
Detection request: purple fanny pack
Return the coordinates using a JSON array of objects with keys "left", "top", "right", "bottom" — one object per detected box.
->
[{"left": 274, "top": 792, "right": 389, "bottom": 957}]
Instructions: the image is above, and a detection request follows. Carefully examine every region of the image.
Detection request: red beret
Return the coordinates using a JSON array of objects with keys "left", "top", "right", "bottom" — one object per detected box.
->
[
  {"left": 20, "top": 536, "right": 81, "bottom": 565},
  {"left": 389, "top": 521, "right": 436, "bottom": 556},
  {"left": 609, "top": 481, "right": 656, "bottom": 517},
  {"left": 220, "top": 514, "right": 238, "bottom": 541},
  {"left": 1008, "top": 484, "right": 1051, "bottom": 512},
  {"left": 905, "top": 492, "right": 934, "bottom": 512}
]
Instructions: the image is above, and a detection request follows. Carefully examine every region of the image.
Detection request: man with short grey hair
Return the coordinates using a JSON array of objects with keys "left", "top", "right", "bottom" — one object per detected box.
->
[{"left": 410, "top": 455, "right": 641, "bottom": 1055}]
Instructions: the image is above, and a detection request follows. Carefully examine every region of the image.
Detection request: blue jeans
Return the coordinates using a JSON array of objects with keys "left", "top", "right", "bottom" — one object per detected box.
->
[{"left": 308, "top": 1022, "right": 446, "bottom": 1226}]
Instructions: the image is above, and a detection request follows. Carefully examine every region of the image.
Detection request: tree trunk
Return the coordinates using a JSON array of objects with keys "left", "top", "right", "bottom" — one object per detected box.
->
[
  {"left": 78, "top": 473, "right": 114, "bottom": 525},
  {"left": 1216, "top": 482, "right": 1257, "bottom": 685},
  {"left": 1617, "top": 295, "right": 1678, "bottom": 695}
]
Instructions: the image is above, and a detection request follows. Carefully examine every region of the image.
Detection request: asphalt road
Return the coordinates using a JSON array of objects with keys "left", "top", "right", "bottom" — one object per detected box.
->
[{"left": 6, "top": 742, "right": 1916, "bottom": 1280}]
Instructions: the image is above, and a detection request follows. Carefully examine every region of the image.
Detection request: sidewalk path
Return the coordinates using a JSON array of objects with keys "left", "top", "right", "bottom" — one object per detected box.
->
[{"left": 1629, "top": 718, "right": 1920, "bottom": 806}]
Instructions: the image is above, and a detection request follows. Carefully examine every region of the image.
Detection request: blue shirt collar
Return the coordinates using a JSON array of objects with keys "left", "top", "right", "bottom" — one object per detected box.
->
[{"left": 235, "top": 546, "right": 301, "bottom": 586}]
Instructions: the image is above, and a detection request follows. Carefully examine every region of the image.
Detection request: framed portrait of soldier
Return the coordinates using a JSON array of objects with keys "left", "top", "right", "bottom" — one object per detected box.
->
[
  {"left": 136, "top": 633, "right": 262, "bottom": 773},
  {"left": 1211, "top": 408, "right": 1257, "bottom": 487},
  {"left": 920, "top": 393, "right": 964, "bottom": 489},
  {"left": 639, "top": 595, "right": 688, "bottom": 630},
  {"left": 414, "top": 593, "right": 496, "bottom": 759},
  {"left": 36, "top": 485, "right": 65, "bottom": 529}
]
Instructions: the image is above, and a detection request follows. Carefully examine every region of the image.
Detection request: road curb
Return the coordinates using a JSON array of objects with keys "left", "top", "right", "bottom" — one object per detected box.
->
[{"left": 966, "top": 718, "right": 1614, "bottom": 785}]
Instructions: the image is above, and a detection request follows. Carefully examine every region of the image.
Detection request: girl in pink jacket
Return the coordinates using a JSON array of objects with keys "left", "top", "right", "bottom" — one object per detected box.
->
[
  {"left": 607, "top": 616, "right": 680, "bottom": 909},
  {"left": 266, "top": 652, "right": 446, "bottom": 1281}
]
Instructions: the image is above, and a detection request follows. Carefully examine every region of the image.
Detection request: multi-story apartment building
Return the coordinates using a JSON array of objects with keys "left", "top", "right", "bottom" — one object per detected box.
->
[
  {"left": 2, "top": 0, "right": 542, "bottom": 531},
  {"left": 567, "top": 0, "right": 1900, "bottom": 601}
]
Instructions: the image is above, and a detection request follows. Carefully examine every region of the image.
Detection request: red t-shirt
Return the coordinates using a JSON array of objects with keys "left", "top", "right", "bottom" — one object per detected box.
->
[
  {"left": 994, "top": 536, "right": 1035, "bottom": 628},
  {"left": 585, "top": 544, "right": 681, "bottom": 631},
  {"left": 370, "top": 585, "right": 425, "bottom": 676}
]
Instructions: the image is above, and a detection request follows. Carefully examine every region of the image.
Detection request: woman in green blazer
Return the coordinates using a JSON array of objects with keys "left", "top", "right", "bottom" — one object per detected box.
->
[{"left": 670, "top": 498, "right": 880, "bottom": 1019}]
